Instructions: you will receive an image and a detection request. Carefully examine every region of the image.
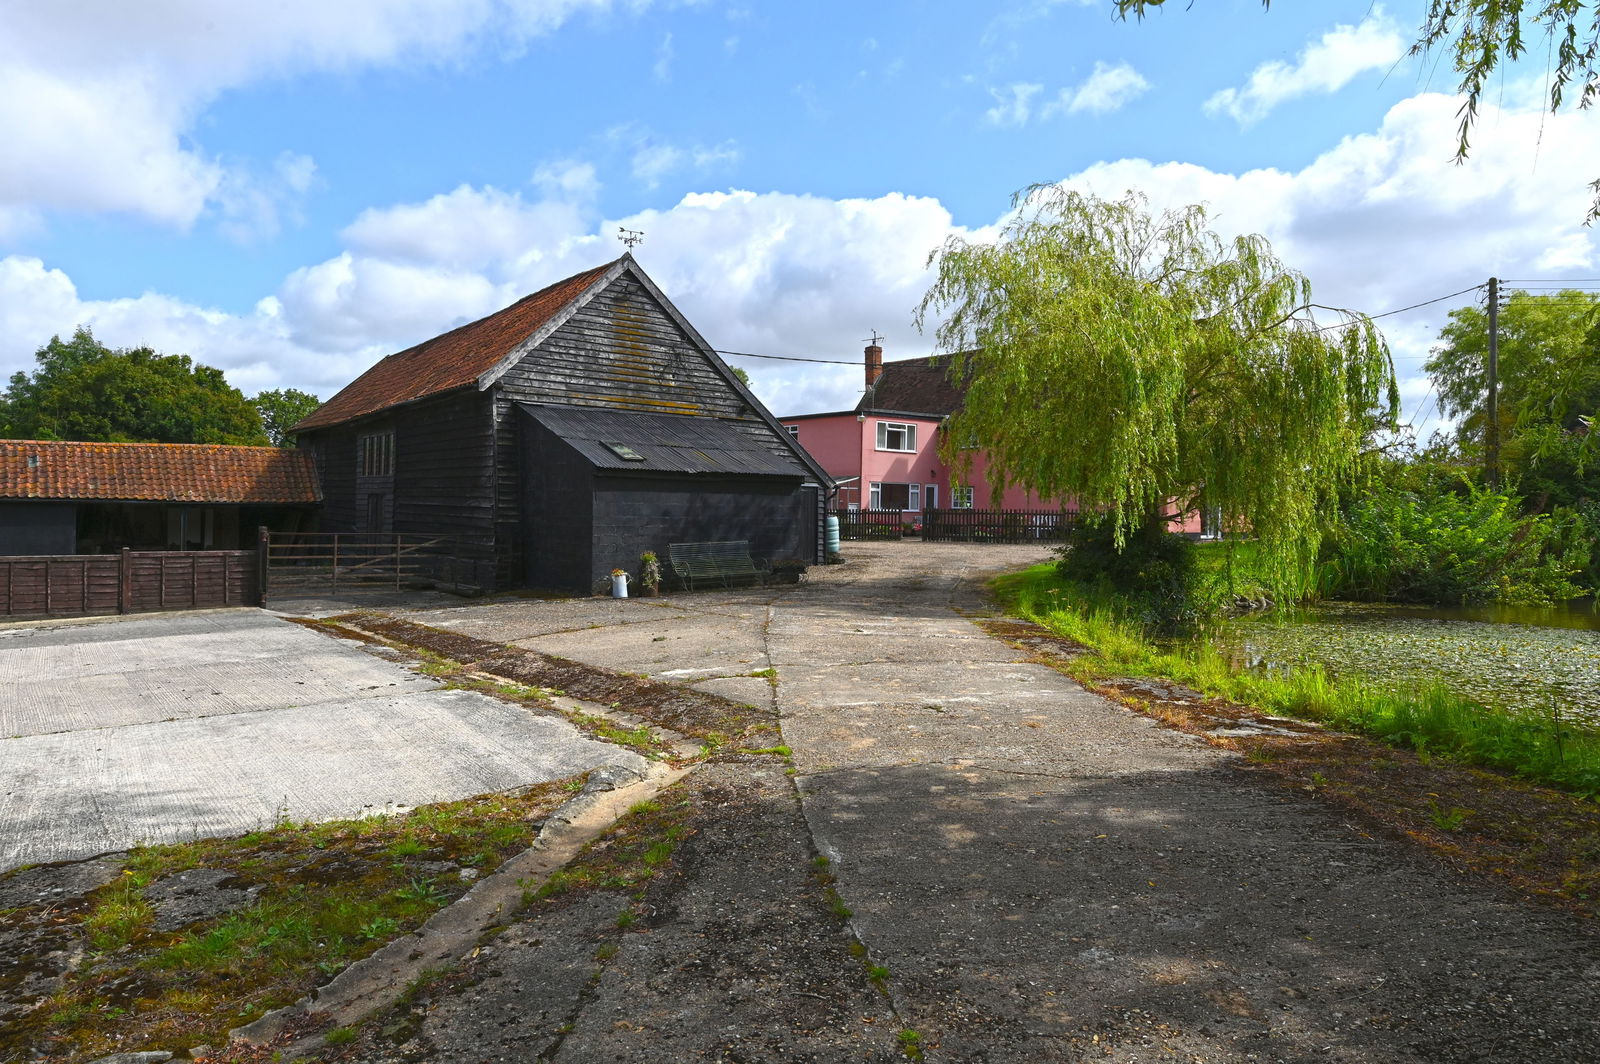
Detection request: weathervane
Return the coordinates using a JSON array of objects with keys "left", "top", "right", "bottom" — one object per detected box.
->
[{"left": 617, "top": 227, "right": 644, "bottom": 249}]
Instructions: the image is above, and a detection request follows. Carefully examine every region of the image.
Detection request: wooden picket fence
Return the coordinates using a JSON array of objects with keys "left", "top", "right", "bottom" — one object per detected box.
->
[{"left": 830, "top": 508, "right": 1078, "bottom": 545}]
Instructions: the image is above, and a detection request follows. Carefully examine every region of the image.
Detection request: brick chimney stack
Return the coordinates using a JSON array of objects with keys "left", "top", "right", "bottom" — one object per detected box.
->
[{"left": 864, "top": 342, "right": 883, "bottom": 390}]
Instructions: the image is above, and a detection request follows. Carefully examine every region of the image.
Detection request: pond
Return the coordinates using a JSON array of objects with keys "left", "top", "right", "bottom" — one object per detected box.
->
[{"left": 1213, "top": 598, "right": 1600, "bottom": 724}]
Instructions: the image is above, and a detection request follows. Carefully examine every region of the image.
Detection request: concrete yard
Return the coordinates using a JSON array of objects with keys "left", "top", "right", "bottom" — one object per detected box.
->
[{"left": 0, "top": 609, "right": 642, "bottom": 870}]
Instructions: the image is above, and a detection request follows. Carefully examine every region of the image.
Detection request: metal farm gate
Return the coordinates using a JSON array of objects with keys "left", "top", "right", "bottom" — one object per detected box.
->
[
  {"left": 0, "top": 549, "right": 261, "bottom": 621},
  {"left": 262, "top": 531, "right": 489, "bottom": 598}
]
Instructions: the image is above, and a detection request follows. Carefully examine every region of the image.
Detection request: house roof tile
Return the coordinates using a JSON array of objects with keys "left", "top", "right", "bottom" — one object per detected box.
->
[
  {"left": 857, "top": 355, "right": 965, "bottom": 416},
  {"left": 0, "top": 440, "right": 321, "bottom": 504},
  {"left": 293, "top": 259, "right": 618, "bottom": 432}
]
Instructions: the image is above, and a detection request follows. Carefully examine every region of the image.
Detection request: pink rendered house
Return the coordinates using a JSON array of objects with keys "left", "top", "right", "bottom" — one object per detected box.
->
[
  {"left": 779, "top": 344, "right": 1065, "bottom": 515},
  {"left": 779, "top": 344, "right": 1206, "bottom": 535}
]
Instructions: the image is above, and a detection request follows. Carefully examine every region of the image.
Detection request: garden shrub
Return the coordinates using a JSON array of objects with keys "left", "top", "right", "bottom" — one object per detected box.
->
[
  {"left": 1319, "top": 482, "right": 1586, "bottom": 605},
  {"left": 1056, "top": 519, "right": 1201, "bottom": 631}
]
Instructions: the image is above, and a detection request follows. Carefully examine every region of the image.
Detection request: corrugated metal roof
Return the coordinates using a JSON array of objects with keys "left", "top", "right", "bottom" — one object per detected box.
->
[{"left": 521, "top": 405, "right": 810, "bottom": 478}]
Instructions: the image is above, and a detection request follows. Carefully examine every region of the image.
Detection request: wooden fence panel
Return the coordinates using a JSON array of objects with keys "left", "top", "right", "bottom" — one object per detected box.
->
[
  {"left": 921, "top": 508, "right": 1078, "bottom": 544},
  {"left": 0, "top": 550, "right": 260, "bottom": 620},
  {"left": 830, "top": 509, "right": 906, "bottom": 541}
]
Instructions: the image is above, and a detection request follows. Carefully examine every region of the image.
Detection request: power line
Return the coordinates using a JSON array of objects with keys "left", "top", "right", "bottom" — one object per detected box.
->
[
  {"left": 717, "top": 281, "right": 1503, "bottom": 366},
  {"left": 714, "top": 348, "right": 876, "bottom": 366},
  {"left": 1315, "top": 283, "right": 1486, "bottom": 332}
]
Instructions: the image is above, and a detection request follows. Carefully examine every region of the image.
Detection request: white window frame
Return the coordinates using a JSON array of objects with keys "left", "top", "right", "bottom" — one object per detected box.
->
[
  {"left": 908, "top": 483, "right": 921, "bottom": 512},
  {"left": 869, "top": 482, "right": 882, "bottom": 509},
  {"left": 951, "top": 485, "right": 974, "bottom": 509},
  {"left": 875, "top": 421, "right": 917, "bottom": 453},
  {"left": 925, "top": 484, "right": 938, "bottom": 510},
  {"left": 786, "top": 424, "right": 799, "bottom": 438}
]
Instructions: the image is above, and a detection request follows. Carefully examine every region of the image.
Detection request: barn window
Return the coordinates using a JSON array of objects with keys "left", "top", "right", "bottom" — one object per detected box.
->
[{"left": 359, "top": 432, "right": 394, "bottom": 476}]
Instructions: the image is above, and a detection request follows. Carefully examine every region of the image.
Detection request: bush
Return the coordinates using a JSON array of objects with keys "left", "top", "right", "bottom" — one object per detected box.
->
[
  {"left": 1055, "top": 519, "right": 1201, "bottom": 631},
  {"left": 1319, "top": 482, "right": 1586, "bottom": 605}
]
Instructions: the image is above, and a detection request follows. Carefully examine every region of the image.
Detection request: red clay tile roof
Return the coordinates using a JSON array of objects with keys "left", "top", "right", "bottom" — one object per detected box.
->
[
  {"left": 857, "top": 354, "right": 967, "bottom": 416},
  {"left": 0, "top": 440, "right": 321, "bottom": 504},
  {"left": 294, "top": 259, "right": 619, "bottom": 432}
]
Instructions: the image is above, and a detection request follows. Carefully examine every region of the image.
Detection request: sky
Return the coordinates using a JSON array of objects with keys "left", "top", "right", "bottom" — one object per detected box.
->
[{"left": 2, "top": 0, "right": 1597, "bottom": 439}]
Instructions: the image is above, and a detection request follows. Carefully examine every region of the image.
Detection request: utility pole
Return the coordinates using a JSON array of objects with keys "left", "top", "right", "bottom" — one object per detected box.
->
[{"left": 1486, "top": 276, "right": 1500, "bottom": 490}]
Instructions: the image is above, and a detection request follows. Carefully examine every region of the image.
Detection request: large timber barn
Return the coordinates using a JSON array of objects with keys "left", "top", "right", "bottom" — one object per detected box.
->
[{"left": 292, "top": 254, "right": 829, "bottom": 593}]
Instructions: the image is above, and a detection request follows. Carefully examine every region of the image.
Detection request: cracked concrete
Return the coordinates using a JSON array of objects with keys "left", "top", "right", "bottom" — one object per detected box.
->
[
  {"left": 0, "top": 609, "right": 643, "bottom": 870},
  {"left": 397, "top": 541, "right": 1600, "bottom": 1063}
]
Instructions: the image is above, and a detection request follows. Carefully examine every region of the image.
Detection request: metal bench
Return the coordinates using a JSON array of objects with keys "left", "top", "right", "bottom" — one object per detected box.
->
[{"left": 668, "top": 540, "right": 767, "bottom": 590}]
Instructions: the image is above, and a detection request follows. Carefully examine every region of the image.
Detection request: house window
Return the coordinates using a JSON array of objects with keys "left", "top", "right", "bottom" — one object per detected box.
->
[
  {"left": 875, "top": 421, "right": 916, "bottom": 452},
  {"left": 871, "top": 482, "right": 915, "bottom": 510},
  {"left": 951, "top": 485, "right": 974, "bottom": 509},
  {"left": 359, "top": 431, "right": 394, "bottom": 476},
  {"left": 786, "top": 425, "right": 799, "bottom": 438}
]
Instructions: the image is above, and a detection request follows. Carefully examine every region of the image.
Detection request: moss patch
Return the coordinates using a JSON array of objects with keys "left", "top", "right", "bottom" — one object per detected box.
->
[
  {"left": 331, "top": 615, "right": 778, "bottom": 747},
  {"left": 0, "top": 782, "right": 572, "bottom": 1062}
]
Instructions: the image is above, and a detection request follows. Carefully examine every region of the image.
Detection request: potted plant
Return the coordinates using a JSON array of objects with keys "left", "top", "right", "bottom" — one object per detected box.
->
[{"left": 639, "top": 551, "right": 662, "bottom": 597}]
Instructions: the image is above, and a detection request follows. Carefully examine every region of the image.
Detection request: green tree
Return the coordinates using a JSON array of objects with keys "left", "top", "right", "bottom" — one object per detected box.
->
[
  {"left": 251, "top": 388, "right": 323, "bottom": 447},
  {"left": 916, "top": 186, "right": 1396, "bottom": 591},
  {"left": 1116, "top": 0, "right": 1600, "bottom": 214},
  {"left": 0, "top": 326, "right": 269, "bottom": 445},
  {"left": 1425, "top": 289, "right": 1600, "bottom": 509}
]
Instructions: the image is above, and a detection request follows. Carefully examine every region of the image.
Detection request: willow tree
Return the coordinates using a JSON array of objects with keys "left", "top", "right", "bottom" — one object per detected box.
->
[{"left": 916, "top": 186, "right": 1398, "bottom": 591}]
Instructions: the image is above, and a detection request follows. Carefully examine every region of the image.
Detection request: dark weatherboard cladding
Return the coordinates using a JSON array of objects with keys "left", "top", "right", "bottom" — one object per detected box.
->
[{"left": 293, "top": 255, "right": 829, "bottom": 592}]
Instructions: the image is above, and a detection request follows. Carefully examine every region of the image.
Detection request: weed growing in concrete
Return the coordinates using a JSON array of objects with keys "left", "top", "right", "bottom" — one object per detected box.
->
[
  {"left": 83, "top": 876, "right": 155, "bottom": 951},
  {"left": 743, "top": 744, "right": 793, "bottom": 757},
  {"left": 898, "top": 1028, "right": 925, "bottom": 1060},
  {"left": 11, "top": 781, "right": 571, "bottom": 1061},
  {"left": 1427, "top": 799, "right": 1472, "bottom": 832},
  {"left": 325, "top": 1026, "right": 357, "bottom": 1046}
]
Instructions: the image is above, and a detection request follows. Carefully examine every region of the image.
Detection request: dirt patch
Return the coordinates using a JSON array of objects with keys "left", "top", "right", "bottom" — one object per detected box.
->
[
  {"left": 980, "top": 614, "right": 1600, "bottom": 918},
  {"left": 335, "top": 615, "right": 778, "bottom": 746}
]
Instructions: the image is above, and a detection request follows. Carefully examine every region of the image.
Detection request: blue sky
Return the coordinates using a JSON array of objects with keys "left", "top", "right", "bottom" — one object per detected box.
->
[{"left": 2, "top": 0, "right": 1596, "bottom": 436}]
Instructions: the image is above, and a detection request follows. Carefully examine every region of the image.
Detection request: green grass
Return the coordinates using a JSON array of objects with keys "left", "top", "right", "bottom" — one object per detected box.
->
[{"left": 994, "top": 563, "right": 1600, "bottom": 799}]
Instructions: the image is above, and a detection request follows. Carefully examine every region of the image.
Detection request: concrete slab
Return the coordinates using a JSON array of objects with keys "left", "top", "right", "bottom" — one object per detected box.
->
[{"left": 0, "top": 610, "right": 643, "bottom": 870}]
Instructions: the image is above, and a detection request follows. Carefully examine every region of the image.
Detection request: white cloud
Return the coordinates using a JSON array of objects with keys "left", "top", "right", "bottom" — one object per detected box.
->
[
  {"left": 615, "top": 128, "right": 739, "bottom": 189},
  {"left": 985, "top": 83, "right": 1043, "bottom": 127},
  {"left": 653, "top": 31, "right": 674, "bottom": 82},
  {"left": 2, "top": 91, "right": 1596, "bottom": 428},
  {"left": 1043, "top": 61, "right": 1150, "bottom": 118},
  {"left": 0, "top": 1, "right": 629, "bottom": 237},
  {"left": 1206, "top": 12, "right": 1405, "bottom": 126}
]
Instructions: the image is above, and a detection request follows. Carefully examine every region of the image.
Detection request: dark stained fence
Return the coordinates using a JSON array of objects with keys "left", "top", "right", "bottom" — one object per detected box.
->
[
  {"left": 830, "top": 509, "right": 906, "bottom": 540},
  {"left": 0, "top": 549, "right": 261, "bottom": 621},
  {"left": 921, "top": 508, "right": 1078, "bottom": 544},
  {"left": 263, "top": 531, "right": 491, "bottom": 598}
]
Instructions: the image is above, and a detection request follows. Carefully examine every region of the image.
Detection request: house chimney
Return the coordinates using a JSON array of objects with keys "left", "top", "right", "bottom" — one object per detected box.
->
[{"left": 864, "top": 342, "right": 883, "bottom": 390}]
